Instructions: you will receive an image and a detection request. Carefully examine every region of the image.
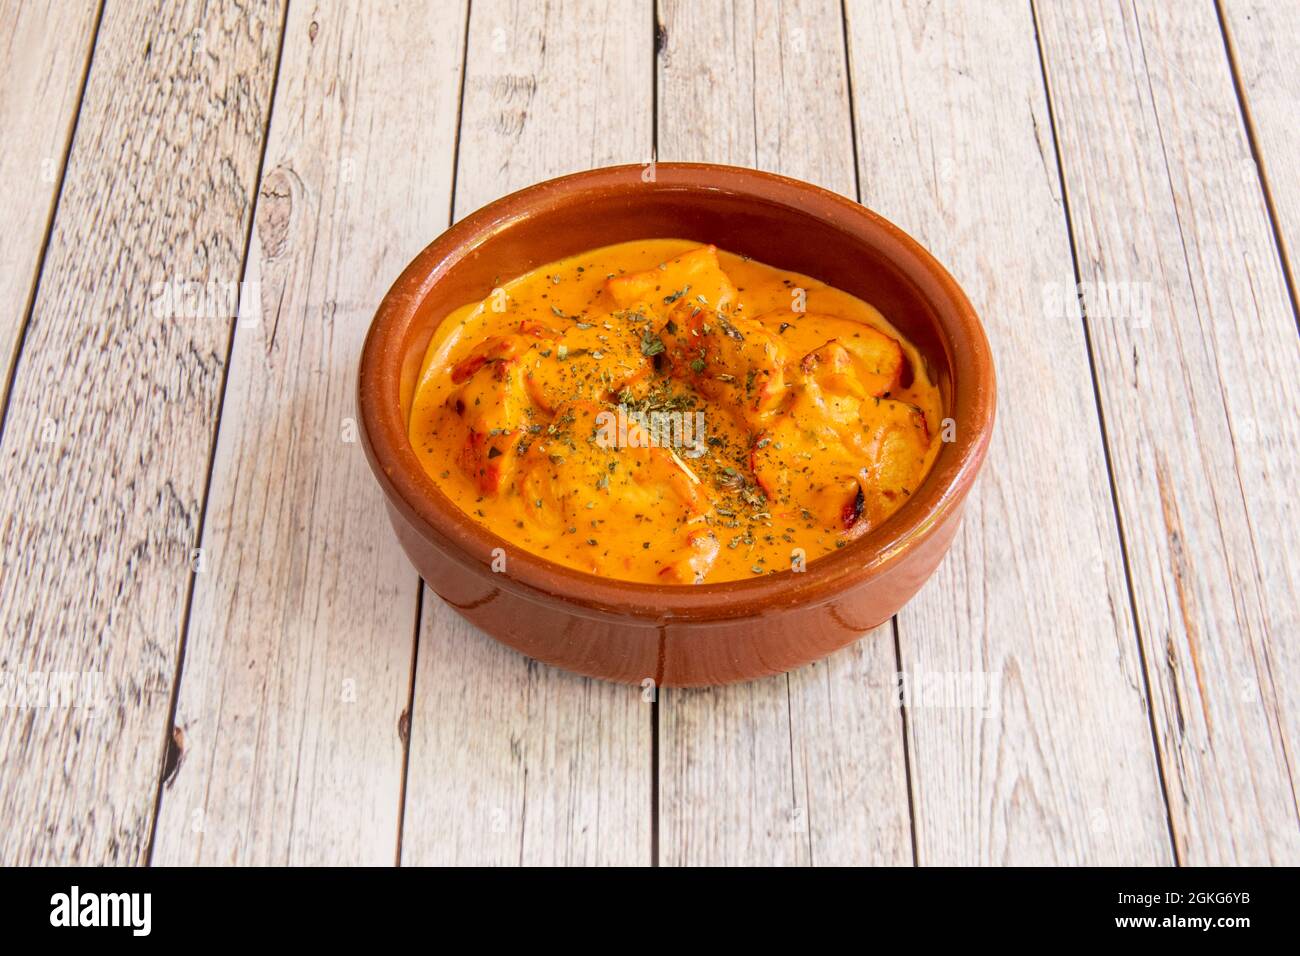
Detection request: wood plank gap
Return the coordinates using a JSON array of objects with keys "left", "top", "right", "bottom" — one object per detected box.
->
[
  {"left": 445, "top": 0, "right": 474, "bottom": 226},
  {"left": 393, "top": 584, "right": 424, "bottom": 866},
  {"left": 890, "top": 616, "right": 919, "bottom": 866},
  {"left": 1213, "top": 0, "right": 1300, "bottom": 335},
  {"left": 838, "top": 0, "right": 863, "bottom": 204},
  {"left": 0, "top": 0, "right": 105, "bottom": 445},
  {"left": 652, "top": 0, "right": 661, "bottom": 160},
  {"left": 782, "top": 673, "right": 811, "bottom": 865},
  {"left": 1028, "top": 0, "right": 1182, "bottom": 867},
  {"left": 650, "top": 690, "right": 659, "bottom": 867},
  {"left": 649, "top": 0, "right": 661, "bottom": 870},
  {"left": 143, "top": 0, "right": 292, "bottom": 866}
]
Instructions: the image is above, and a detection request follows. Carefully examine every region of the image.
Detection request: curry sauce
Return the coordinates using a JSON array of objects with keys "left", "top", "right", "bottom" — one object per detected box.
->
[{"left": 408, "top": 240, "right": 942, "bottom": 584}]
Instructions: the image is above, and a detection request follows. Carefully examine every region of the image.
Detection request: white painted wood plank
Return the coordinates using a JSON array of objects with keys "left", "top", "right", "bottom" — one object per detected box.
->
[
  {"left": 151, "top": 0, "right": 467, "bottom": 866},
  {"left": 846, "top": 0, "right": 1173, "bottom": 864},
  {"left": 399, "top": 0, "right": 654, "bottom": 867},
  {"left": 0, "top": 0, "right": 99, "bottom": 391},
  {"left": 656, "top": 0, "right": 912, "bottom": 866},
  {"left": 1037, "top": 0, "right": 1300, "bottom": 864},
  {"left": 0, "top": 0, "right": 284, "bottom": 865},
  {"left": 1222, "top": 1, "right": 1300, "bottom": 299}
]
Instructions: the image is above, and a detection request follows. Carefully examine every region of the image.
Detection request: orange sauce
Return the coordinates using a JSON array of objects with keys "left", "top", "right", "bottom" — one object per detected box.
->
[{"left": 408, "top": 240, "right": 942, "bottom": 584}]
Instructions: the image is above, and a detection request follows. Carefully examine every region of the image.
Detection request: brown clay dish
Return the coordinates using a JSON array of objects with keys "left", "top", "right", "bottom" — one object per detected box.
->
[{"left": 358, "top": 163, "right": 995, "bottom": 686}]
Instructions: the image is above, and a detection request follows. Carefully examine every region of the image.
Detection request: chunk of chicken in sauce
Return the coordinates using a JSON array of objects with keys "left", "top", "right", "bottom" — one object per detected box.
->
[
  {"left": 517, "top": 401, "right": 720, "bottom": 582},
  {"left": 751, "top": 338, "right": 930, "bottom": 535}
]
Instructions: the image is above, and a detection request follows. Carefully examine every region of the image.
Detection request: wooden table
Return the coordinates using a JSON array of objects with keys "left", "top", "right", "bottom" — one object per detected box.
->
[{"left": 1, "top": 0, "right": 1296, "bottom": 866}]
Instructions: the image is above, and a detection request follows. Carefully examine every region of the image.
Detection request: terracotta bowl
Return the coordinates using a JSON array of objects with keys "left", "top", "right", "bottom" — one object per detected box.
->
[{"left": 358, "top": 163, "right": 995, "bottom": 686}]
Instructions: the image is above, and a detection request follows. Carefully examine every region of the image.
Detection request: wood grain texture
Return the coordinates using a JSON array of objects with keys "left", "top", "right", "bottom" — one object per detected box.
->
[
  {"left": 656, "top": 0, "right": 912, "bottom": 866},
  {"left": 447, "top": 0, "right": 653, "bottom": 219},
  {"left": 1, "top": 0, "right": 1292, "bottom": 870},
  {"left": 1036, "top": 0, "right": 1300, "bottom": 864},
  {"left": 0, "top": 0, "right": 99, "bottom": 394},
  {"left": 0, "top": 0, "right": 284, "bottom": 865},
  {"left": 399, "top": 0, "right": 654, "bottom": 867},
  {"left": 1222, "top": 0, "right": 1300, "bottom": 309},
  {"left": 846, "top": 0, "right": 1173, "bottom": 864},
  {"left": 151, "top": 1, "right": 467, "bottom": 865}
]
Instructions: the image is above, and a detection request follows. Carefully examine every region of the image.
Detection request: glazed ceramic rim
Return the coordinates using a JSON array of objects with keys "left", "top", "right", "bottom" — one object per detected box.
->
[{"left": 359, "top": 163, "right": 995, "bottom": 623}]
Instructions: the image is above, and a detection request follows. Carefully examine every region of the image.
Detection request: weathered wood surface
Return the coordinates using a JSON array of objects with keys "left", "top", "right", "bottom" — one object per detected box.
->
[
  {"left": 846, "top": 0, "right": 1172, "bottom": 864},
  {"left": 1222, "top": 1, "right": 1300, "bottom": 304},
  {"left": 398, "top": 0, "right": 654, "bottom": 867},
  {"left": 0, "top": 0, "right": 285, "bottom": 865},
  {"left": 1036, "top": 0, "right": 1300, "bottom": 865},
  {"left": 152, "top": 0, "right": 467, "bottom": 866},
  {"left": 0, "top": 0, "right": 100, "bottom": 396},
  {"left": 656, "top": 0, "right": 913, "bottom": 867},
  {"left": 1, "top": 0, "right": 1296, "bottom": 868}
]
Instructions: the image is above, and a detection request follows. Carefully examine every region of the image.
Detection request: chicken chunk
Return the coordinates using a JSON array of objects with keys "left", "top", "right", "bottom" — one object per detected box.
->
[
  {"left": 656, "top": 299, "right": 789, "bottom": 421},
  {"left": 759, "top": 310, "right": 906, "bottom": 398},
  {"left": 750, "top": 339, "right": 930, "bottom": 534},
  {"left": 605, "top": 244, "right": 740, "bottom": 317},
  {"left": 521, "top": 318, "right": 652, "bottom": 413},
  {"left": 446, "top": 341, "right": 533, "bottom": 495},
  {"left": 517, "top": 401, "right": 720, "bottom": 581}
]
